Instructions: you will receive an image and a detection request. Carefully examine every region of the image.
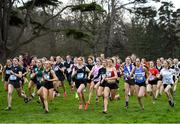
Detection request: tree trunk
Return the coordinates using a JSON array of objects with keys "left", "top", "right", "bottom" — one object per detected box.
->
[
  {"left": 104, "top": 0, "right": 115, "bottom": 57},
  {"left": 0, "top": 0, "right": 10, "bottom": 63}
]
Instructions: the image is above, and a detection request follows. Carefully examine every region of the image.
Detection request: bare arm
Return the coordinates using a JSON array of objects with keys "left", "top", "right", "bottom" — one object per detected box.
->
[
  {"left": 88, "top": 66, "right": 94, "bottom": 79},
  {"left": 12, "top": 71, "right": 22, "bottom": 78},
  {"left": 49, "top": 70, "right": 58, "bottom": 82},
  {"left": 71, "top": 68, "right": 77, "bottom": 78},
  {"left": 129, "top": 66, "right": 135, "bottom": 77}
]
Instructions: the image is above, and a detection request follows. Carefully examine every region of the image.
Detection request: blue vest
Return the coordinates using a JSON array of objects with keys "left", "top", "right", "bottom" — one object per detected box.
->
[
  {"left": 134, "top": 66, "right": 146, "bottom": 83},
  {"left": 124, "top": 64, "right": 133, "bottom": 80}
]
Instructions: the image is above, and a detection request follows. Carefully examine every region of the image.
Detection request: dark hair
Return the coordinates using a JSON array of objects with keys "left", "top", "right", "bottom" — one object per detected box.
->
[
  {"left": 13, "top": 57, "right": 19, "bottom": 61},
  {"left": 78, "top": 57, "right": 83, "bottom": 61},
  {"left": 96, "top": 57, "right": 102, "bottom": 63},
  {"left": 125, "top": 56, "right": 132, "bottom": 62},
  {"left": 88, "top": 56, "right": 93, "bottom": 61},
  {"left": 110, "top": 58, "right": 114, "bottom": 63}
]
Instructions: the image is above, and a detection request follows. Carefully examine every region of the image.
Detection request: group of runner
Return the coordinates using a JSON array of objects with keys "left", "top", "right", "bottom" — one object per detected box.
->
[{"left": 0, "top": 54, "right": 179, "bottom": 113}]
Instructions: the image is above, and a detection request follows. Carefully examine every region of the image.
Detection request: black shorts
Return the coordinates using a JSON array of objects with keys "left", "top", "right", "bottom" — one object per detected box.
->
[
  {"left": 9, "top": 81, "right": 21, "bottom": 88},
  {"left": 87, "top": 79, "right": 92, "bottom": 83},
  {"left": 75, "top": 79, "right": 87, "bottom": 89},
  {"left": 31, "top": 78, "right": 37, "bottom": 83},
  {"left": 99, "top": 81, "right": 106, "bottom": 87},
  {"left": 116, "top": 79, "right": 120, "bottom": 84},
  {"left": 163, "top": 84, "right": 173, "bottom": 89},
  {"left": 87, "top": 75, "right": 93, "bottom": 83},
  {"left": 105, "top": 81, "right": 118, "bottom": 90},
  {"left": 125, "top": 79, "right": 135, "bottom": 85},
  {"left": 117, "top": 72, "right": 121, "bottom": 77},
  {"left": 66, "top": 73, "right": 72, "bottom": 80},
  {"left": 93, "top": 81, "right": 99, "bottom": 84},
  {"left": 43, "top": 82, "right": 54, "bottom": 90},
  {"left": 149, "top": 79, "right": 158, "bottom": 85},
  {"left": 5, "top": 76, "right": 10, "bottom": 82},
  {"left": 36, "top": 81, "right": 42, "bottom": 90},
  {"left": 20, "top": 78, "right": 25, "bottom": 85},
  {"left": 57, "top": 75, "right": 65, "bottom": 82},
  {"left": 157, "top": 77, "right": 162, "bottom": 81},
  {"left": 135, "top": 82, "right": 146, "bottom": 87}
]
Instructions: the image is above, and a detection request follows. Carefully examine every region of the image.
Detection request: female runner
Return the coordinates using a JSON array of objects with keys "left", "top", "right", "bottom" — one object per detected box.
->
[
  {"left": 37, "top": 60, "right": 58, "bottom": 113},
  {"left": 71, "top": 57, "right": 90, "bottom": 110}
]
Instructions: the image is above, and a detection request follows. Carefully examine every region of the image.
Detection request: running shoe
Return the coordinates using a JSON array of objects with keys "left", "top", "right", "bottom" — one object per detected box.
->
[
  {"left": 79, "top": 103, "right": 83, "bottom": 110},
  {"left": 84, "top": 103, "right": 88, "bottom": 111},
  {"left": 24, "top": 97, "right": 29, "bottom": 103},
  {"left": 102, "top": 111, "right": 107, "bottom": 114},
  {"left": 64, "top": 92, "right": 67, "bottom": 97},
  {"left": 5, "top": 107, "right": 11, "bottom": 111}
]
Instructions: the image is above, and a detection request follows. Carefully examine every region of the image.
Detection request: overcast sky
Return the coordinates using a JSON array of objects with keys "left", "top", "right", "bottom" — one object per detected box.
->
[
  {"left": 166, "top": 0, "right": 180, "bottom": 8},
  {"left": 61, "top": 0, "right": 180, "bottom": 22},
  {"left": 62, "top": 0, "right": 180, "bottom": 9}
]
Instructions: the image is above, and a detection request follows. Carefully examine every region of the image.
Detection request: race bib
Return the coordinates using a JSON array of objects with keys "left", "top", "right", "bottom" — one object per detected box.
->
[
  {"left": 165, "top": 77, "right": 171, "bottom": 84},
  {"left": 30, "top": 74, "right": 34, "bottom": 79},
  {"left": 67, "top": 68, "right": 71, "bottom": 73},
  {"left": 6, "top": 70, "right": 11, "bottom": 75},
  {"left": 77, "top": 73, "right": 84, "bottom": 79},
  {"left": 54, "top": 66, "right": 59, "bottom": 71},
  {"left": 106, "top": 72, "right": 111, "bottom": 77},
  {"left": 37, "top": 77, "right": 42, "bottom": 82},
  {"left": 136, "top": 74, "right": 143, "bottom": 81},
  {"left": 9, "top": 75, "right": 17, "bottom": 80},
  {"left": 137, "top": 76, "right": 143, "bottom": 80},
  {"left": 102, "top": 74, "right": 106, "bottom": 79},
  {"left": 149, "top": 75, "right": 155, "bottom": 81},
  {"left": 44, "top": 74, "right": 50, "bottom": 80}
]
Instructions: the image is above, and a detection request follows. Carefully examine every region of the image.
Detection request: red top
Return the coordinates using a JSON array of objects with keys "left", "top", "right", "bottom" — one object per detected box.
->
[
  {"left": 111, "top": 71, "right": 115, "bottom": 77},
  {"left": 115, "top": 64, "right": 120, "bottom": 70},
  {"left": 149, "top": 68, "right": 159, "bottom": 76}
]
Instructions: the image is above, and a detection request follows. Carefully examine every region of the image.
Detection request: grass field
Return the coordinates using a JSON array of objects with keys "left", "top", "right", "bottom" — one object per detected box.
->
[{"left": 0, "top": 78, "right": 180, "bottom": 123}]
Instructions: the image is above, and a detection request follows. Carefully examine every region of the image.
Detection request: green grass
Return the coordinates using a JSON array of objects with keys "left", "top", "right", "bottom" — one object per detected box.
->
[{"left": 0, "top": 78, "right": 180, "bottom": 123}]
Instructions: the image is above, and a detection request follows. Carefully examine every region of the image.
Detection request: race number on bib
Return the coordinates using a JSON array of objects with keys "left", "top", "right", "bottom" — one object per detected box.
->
[
  {"left": 67, "top": 68, "right": 71, "bottom": 73},
  {"left": 9, "top": 75, "right": 17, "bottom": 80},
  {"left": 165, "top": 77, "right": 171, "bottom": 84},
  {"left": 54, "top": 66, "right": 59, "bottom": 71},
  {"left": 137, "top": 77, "right": 143, "bottom": 80},
  {"left": 102, "top": 74, "right": 106, "bottom": 79},
  {"left": 77, "top": 73, "right": 84, "bottom": 79},
  {"left": 37, "top": 77, "right": 42, "bottom": 82},
  {"left": 136, "top": 74, "right": 143, "bottom": 81},
  {"left": 30, "top": 74, "right": 34, "bottom": 79},
  {"left": 44, "top": 74, "right": 50, "bottom": 80},
  {"left": 106, "top": 72, "right": 111, "bottom": 77},
  {"left": 149, "top": 75, "right": 155, "bottom": 81},
  {"left": 6, "top": 70, "right": 11, "bottom": 75}
]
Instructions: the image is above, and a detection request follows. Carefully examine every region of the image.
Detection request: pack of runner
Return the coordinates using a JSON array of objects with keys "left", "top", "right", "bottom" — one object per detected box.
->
[{"left": 0, "top": 54, "right": 179, "bottom": 113}]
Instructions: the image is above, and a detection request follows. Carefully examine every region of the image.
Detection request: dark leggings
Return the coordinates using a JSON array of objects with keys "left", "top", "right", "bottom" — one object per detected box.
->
[{"left": 66, "top": 73, "right": 72, "bottom": 86}]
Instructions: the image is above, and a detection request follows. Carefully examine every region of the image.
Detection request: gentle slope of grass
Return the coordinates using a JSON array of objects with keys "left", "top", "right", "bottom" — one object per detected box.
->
[{"left": 0, "top": 79, "right": 179, "bottom": 123}]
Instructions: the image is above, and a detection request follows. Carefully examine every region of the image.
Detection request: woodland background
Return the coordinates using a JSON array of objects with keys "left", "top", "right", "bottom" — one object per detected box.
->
[{"left": 0, "top": 0, "right": 180, "bottom": 62}]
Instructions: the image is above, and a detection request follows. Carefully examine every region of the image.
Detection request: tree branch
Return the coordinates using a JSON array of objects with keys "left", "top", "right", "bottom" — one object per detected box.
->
[
  {"left": 13, "top": 4, "right": 73, "bottom": 52},
  {"left": 37, "top": 5, "right": 74, "bottom": 32},
  {"left": 14, "top": 0, "right": 36, "bottom": 44},
  {"left": 115, "top": 0, "right": 136, "bottom": 11},
  {"left": 12, "top": 28, "right": 64, "bottom": 52}
]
